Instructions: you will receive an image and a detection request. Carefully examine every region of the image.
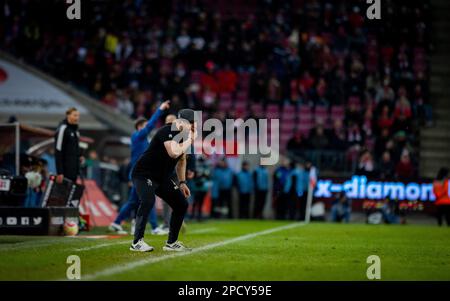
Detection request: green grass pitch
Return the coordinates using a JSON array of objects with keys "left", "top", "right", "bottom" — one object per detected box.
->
[{"left": 0, "top": 221, "right": 449, "bottom": 281}]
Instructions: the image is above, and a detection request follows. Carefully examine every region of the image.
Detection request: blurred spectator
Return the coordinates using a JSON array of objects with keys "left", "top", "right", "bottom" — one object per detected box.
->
[
  {"left": 395, "top": 150, "right": 415, "bottom": 180},
  {"left": 378, "top": 151, "right": 395, "bottom": 180},
  {"left": 253, "top": 164, "right": 269, "bottom": 219},
  {"left": 328, "top": 120, "right": 347, "bottom": 151},
  {"left": 284, "top": 162, "right": 308, "bottom": 220},
  {"left": 309, "top": 125, "right": 329, "bottom": 149},
  {"left": 287, "top": 132, "right": 308, "bottom": 153},
  {"left": 356, "top": 150, "right": 376, "bottom": 178},
  {"left": 235, "top": 161, "right": 254, "bottom": 219},
  {"left": 433, "top": 168, "right": 450, "bottom": 226},
  {"left": 212, "top": 159, "right": 234, "bottom": 218}
]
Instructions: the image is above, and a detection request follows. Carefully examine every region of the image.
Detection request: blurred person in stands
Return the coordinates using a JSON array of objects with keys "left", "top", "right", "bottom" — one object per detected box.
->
[
  {"left": 236, "top": 161, "right": 254, "bottom": 219},
  {"left": 109, "top": 101, "right": 170, "bottom": 235},
  {"left": 378, "top": 151, "right": 395, "bottom": 180},
  {"left": 376, "top": 105, "right": 394, "bottom": 134},
  {"left": 356, "top": 150, "right": 376, "bottom": 178},
  {"left": 287, "top": 132, "right": 308, "bottom": 153},
  {"left": 412, "top": 83, "right": 433, "bottom": 127},
  {"left": 329, "top": 119, "right": 347, "bottom": 151},
  {"left": 309, "top": 125, "right": 329, "bottom": 150},
  {"left": 253, "top": 164, "right": 269, "bottom": 219},
  {"left": 54, "top": 107, "right": 83, "bottom": 183},
  {"left": 433, "top": 168, "right": 450, "bottom": 226},
  {"left": 395, "top": 150, "right": 415, "bottom": 181}
]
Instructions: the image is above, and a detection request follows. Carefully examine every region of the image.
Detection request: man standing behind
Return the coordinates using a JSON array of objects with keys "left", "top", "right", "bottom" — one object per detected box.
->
[
  {"left": 236, "top": 161, "right": 254, "bottom": 219},
  {"left": 54, "top": 107, "right": 82, "bottom": 183},
  {"left": 130, "top": 109, "right": 197, "bottom": 252},
  {"left": 213, "top": 159, "right": 234, "bottom": 218},
  {"left": 253, "top": 164, "right": 269, "bottom": 219},
  {"left": 284, "top": 162, "right": 308, "bottom": 220}
]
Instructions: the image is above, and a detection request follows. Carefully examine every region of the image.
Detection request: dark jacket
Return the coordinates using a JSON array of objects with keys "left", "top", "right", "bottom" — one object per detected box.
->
[{"left": 54, "top": 119, "right": 80, "bottom": 181}]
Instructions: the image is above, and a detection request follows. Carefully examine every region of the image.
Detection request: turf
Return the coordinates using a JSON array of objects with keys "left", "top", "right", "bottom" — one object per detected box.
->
[{"left": 0, "top": 221, "right": 449, "bottom": 281}]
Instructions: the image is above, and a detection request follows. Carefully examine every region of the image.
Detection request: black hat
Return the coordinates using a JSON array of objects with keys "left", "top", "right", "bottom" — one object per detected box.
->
[{"left": 177, "top": 109, "right": 196, "bottom": 123}]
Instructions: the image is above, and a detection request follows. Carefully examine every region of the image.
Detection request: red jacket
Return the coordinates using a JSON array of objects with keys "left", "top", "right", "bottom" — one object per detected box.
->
[{"left": 433, "top": 179, "right": 450, "bottom": 206}]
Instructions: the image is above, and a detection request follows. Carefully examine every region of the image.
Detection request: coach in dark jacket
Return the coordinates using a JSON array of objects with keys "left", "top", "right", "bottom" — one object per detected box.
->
[{"left": 54, "top": 107, "right": 82, "bottom": 182}]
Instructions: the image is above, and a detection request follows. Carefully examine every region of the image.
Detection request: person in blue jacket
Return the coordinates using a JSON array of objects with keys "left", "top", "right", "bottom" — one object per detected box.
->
[
  {"left": 212, "top": 159, "right": 234, "bottom": 218},
  {"left": 109, "top": 100, "right": 170, "bottom": 235},
  {"left": 253, "top": 164, "right": 269, "bottom": 219},
  {"left": 284, "top": 161, "right": 309, "bottom": 220},
  {"left": 273, "top": 159, "right": 291, "bottom": 219},
  {"left": 236, "top": 161, "right": 254, "bottom": 219}
]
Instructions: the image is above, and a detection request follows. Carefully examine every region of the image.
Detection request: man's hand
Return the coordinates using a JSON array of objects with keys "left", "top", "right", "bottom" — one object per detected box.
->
[
  {"left": 188, "top": 127, "right": 198, "bottom": 143},
  {"left": 179, "top": 183, "right": 191, "bottom": 198},
  {"left": 159, "top": 100, "right": 170, "bottom": 111},
  {"left": 187, "top": 170, "right": 195, "bottom": 179},
  {"left": 80, "top": 156, "right": 85, "bottom": 165},
  {"left": 56, "top": 174, "right": 64, "bottom": 184}
]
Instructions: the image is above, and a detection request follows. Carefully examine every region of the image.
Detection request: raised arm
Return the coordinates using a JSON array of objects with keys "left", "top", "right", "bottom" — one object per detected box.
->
[
  {"left": 176, "top": 153, "right": 187, "bottom": 183},
  {"left": 176, "top": 154, "right": 191, "bottom": 198},
  {"left": 135, "top": 100, "right": 170, "bottom": 140}
]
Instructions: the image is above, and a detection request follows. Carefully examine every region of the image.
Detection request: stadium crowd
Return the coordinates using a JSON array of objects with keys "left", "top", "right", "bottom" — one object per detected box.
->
[{"left": 1, "top": 0, "right": 432, "bottom": 177}]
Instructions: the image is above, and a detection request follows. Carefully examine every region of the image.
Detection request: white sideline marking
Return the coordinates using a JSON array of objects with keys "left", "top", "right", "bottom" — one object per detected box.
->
[
  {"left": 77, "top": 222, "right": 305, "bottom": 281},
  {"left": 69, "top": 228, "right": 217, "bottom": 252},
  {"left": 189, "top": 227, "right": 217, "bottom": 234},
  {"left": 0, "top": 237, "right": 95, "bottom": 252},
  {"left": 73, "top": 241, "right": 130, "bottom": 252}
]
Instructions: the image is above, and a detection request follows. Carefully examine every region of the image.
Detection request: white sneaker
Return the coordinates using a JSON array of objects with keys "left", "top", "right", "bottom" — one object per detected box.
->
[
  {"left": 130, "top": 239, "right": 154, "bottom": 252},
  {"left": 163, "top": 241, "right": 192, "bottom": 252},
  {"left": 151, "top": 227, "right": 169, "bottom": 235},
  {"left": 109, "top": 223, "right": 128, "bottom": 235},
  {"left": 158, "top": 224, "right": 169, "bottom": 232}
]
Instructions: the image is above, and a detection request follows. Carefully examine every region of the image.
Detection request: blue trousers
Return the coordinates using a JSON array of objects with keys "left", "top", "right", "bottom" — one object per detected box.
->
[{"left": 114, "top": 186, "right": 158, "bottom": 229}]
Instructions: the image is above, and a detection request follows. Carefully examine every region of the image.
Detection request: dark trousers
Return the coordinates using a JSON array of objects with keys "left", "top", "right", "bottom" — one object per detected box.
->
[
  {"left": 287, "top": 193, "right": 298, "bottom": 220},
  {"left": 239, "top": 193, "right": 251, "bottom": 218},
  {"left": 437, "top": 205, "right": 450, "bottom": 226},
  {"left": 218, "top": 189, "right": 232, "bottom": 218},
  {"left": 254, "top": 190, "right": 268, "bottom": 219},
  {"left": 192, "top": 191, "right": 207, "bottom": 220},
  {"left": 287, "top": 193, "right": 307, "bottom": 220},
  {"left": 133, "top": 176, "right": 188, "bottom": 244},
  {"left": 275, "top": 192, "right": 288, "bottom": 220}
]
